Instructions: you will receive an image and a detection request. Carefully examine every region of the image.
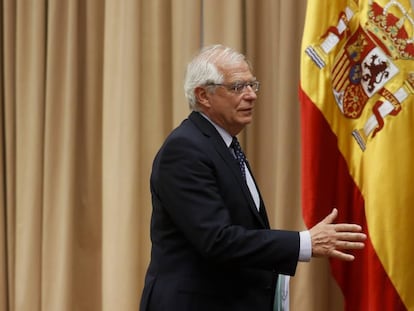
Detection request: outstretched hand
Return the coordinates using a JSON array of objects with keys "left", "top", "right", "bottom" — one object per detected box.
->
[{"left": 309, "top": 208, "right": 367, "bottom": 261}]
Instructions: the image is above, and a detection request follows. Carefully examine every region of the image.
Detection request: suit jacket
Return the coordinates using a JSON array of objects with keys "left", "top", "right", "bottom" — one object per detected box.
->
[{"left": 140, "top": 111, "right": 300, "bottom": 311}]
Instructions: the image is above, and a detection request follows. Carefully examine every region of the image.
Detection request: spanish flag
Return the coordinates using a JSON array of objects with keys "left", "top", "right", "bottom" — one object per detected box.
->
[{"left": 299, "top": 0, "right": 414, "bottom": 310}]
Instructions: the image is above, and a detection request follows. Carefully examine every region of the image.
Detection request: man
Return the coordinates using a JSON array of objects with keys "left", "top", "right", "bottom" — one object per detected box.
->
[{"left": 140, "top": 44, "right": 366, "bottom": 311}]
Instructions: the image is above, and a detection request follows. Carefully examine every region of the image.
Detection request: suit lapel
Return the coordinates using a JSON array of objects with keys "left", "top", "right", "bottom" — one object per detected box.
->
[{"left": 189, "top": 112, "right": 268, "bottom": 228}]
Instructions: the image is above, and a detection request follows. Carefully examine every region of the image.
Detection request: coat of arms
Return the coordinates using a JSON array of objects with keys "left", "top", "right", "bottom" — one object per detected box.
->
[{"left": 305, "top": 0, "right": 414, "bottom": 151}]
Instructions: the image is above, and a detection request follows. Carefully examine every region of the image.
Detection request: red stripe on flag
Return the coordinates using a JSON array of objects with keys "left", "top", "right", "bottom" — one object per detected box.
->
[{"left": 299, "top": 87, "right": 406, "bottom": 310}]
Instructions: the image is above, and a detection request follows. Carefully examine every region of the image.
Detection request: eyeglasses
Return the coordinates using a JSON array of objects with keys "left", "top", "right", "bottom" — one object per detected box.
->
[{"left": 206, "top": 80, "right": 260, "bottom": 94}]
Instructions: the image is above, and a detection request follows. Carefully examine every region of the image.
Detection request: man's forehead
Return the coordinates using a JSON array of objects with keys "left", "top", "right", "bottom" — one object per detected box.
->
[{"left": 220, "top": 64, "right": 254, "bottom": 81}]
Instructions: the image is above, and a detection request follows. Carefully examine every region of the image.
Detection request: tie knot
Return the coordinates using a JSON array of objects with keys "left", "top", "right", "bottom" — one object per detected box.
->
[
  {"left": 231, "top": 136, "right": 241, "bottom": 149},
  {"left": 231, "top": 137, "right": 245, "bottom": 158}
]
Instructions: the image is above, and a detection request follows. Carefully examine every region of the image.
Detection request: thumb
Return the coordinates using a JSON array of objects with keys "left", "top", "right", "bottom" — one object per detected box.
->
[{"left": 321, "top": 208, "right": 338, "bottom": 224}]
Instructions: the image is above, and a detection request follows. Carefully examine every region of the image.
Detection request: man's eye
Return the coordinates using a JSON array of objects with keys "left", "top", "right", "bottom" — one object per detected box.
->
[{"left": 233, "top": 84, "right": 243, "bottom": 91}]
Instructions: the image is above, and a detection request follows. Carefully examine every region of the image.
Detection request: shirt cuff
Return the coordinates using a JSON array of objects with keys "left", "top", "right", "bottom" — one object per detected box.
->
[{"left": 298, "top": 230, "right": 312, "bottom": 262}]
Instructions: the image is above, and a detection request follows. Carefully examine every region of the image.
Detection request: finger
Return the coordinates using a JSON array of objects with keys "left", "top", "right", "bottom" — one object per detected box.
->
[
  {"left": 321, "top": 208, "right": 338, "bottom": 224},
  {"left": 335, "top": 241, "right": 365, "bottom": 250},
  {"left": 334, "top": 223, "right": 364, "bottom": 232},
  {"left": 335, "top": 232, "right": 367, "bottom": 241},
  {"left": 330, "top": 249, "right": 356, "bottom": 261}
]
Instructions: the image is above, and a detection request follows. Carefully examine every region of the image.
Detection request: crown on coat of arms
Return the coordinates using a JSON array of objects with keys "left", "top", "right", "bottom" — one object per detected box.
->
[{"left": 365, "top": 0, "right": 414, "bottom": 59}]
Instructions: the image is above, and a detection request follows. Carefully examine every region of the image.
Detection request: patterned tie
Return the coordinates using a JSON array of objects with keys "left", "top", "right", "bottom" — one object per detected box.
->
[{"left": 231, "top": 137, "right": 246, "bottom": 180}]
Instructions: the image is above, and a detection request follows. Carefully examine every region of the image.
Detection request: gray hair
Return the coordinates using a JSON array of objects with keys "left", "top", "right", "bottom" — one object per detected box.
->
[{"left": 184, "top": 44, "right": 250, "bottom": 111}]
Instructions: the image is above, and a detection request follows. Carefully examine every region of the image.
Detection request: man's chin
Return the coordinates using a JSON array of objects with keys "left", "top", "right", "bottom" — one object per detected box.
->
[{"left": 240, "top": 115, "right": 253, "bottom": 124}]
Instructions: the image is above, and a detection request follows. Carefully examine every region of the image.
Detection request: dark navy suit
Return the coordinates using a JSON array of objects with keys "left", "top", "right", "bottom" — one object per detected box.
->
[{"left": 140, "top": 111, "right": 300, "bottom": 311}]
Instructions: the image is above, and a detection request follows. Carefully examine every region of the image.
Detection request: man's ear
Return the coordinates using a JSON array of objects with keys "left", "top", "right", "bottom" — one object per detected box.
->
[{"left": 194, "top": 86, "right": 211, "bottom": 109}]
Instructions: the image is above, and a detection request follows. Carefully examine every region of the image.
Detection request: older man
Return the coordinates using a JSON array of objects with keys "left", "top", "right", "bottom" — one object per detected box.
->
[{"left": 139, "top": 45, "right": 366, "bottom": 311}]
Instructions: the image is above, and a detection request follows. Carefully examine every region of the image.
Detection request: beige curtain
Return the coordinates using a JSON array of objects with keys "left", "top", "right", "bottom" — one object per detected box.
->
[{"left": 0, "top": 0, "right": 344, "bottom": 310}]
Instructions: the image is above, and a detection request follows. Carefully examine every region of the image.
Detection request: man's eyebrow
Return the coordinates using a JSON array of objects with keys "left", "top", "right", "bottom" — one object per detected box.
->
[{"left": 229, "top": 78, "right": 257, "bottom": 83}]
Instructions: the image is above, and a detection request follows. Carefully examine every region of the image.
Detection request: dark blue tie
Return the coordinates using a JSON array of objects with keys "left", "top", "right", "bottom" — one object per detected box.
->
[{"left": 231, "top": 137, "right": 246, "bottom": 180}]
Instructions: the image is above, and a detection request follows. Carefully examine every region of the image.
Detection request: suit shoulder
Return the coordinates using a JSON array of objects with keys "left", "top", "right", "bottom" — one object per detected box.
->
[{"left": 164, "top": 118, "right": 206, "bottom": 146}]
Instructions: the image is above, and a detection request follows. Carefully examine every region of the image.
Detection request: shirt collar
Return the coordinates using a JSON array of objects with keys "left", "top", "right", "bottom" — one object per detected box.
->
[{"left": 199, "top": 112, "right": 233, "bottom": 148}]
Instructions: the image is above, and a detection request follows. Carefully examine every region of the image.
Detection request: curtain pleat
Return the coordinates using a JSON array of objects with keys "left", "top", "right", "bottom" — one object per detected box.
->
[
  {"left": 2, "top": 1, "right": 17, "bottom": 310},
  {"left": 0, "top": 0, "right": 343, "bottom": 310},
  {"left": 14, "top": 1, "right": 46, "bottom": 309}
]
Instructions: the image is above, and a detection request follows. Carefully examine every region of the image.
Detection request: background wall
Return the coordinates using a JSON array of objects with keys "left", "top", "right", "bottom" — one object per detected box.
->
[{"left": 0, "top": 0, "right": 343, "bottom": 310}]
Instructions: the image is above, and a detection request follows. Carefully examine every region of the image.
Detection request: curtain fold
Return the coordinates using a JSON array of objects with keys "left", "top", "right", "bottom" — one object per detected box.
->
[
  {"left": 102, "top": 1, "right": 142, "bottom": 310},
  {"left": 14, "top": 1, "right": 46, "bottom": 310},
  {"left": 0, "top": 0, "right": 343, "bottom": 310}
]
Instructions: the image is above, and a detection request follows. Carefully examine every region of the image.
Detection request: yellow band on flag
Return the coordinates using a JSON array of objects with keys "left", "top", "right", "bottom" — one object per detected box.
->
[{"left": 300, "top": 0, "right": 414, "bottom": 309}]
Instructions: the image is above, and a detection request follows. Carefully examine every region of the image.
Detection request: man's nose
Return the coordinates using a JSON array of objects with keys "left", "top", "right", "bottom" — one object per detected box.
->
[{"left": 243, "top": 86, "right": 257, "bottom": 99}]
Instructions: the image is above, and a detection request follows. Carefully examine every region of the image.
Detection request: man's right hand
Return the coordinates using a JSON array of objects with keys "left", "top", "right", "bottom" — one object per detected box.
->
[{"left": 309, "top": 208, "right": 367, "bottom": 261}]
